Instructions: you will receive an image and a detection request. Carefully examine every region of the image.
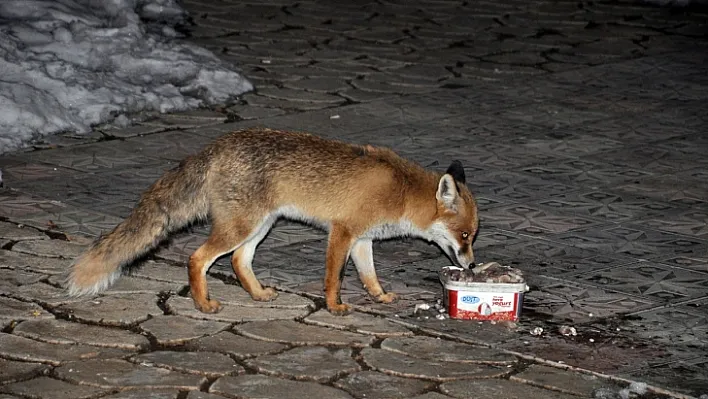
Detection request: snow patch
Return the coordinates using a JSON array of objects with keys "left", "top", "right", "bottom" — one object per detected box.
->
[{"left": 0, "top": 0, "right": 253, "bottom": 154}]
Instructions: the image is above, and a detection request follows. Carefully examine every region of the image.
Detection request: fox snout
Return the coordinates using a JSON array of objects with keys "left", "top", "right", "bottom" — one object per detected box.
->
[{"left": 455, "top": 247, "right": 475, "bottom": 269}]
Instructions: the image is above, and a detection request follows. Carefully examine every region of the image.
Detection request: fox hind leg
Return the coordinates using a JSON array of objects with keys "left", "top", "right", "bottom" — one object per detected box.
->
[
  {"left": 189, "top": 220, "right": 253, "bottom": 313},
  {"left": 231, "top": 216, "right": 278, "bottom": 302},
  {"left": 351, "top": 239, "right": 398, "bottom": 304}
]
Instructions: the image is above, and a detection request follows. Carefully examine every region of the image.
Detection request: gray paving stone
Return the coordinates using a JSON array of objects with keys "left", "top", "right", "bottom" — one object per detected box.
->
[
  {"left": 411, "top": 394, "right": 454, "bottom": 399},
  {"left": 55, "top": 359, "right": 207, "bottom": 390},
  {"left": 350, "top": 79, "right": 432, "bottom": 94},
  {"left": 166, "top": 296, "right": 311, "bottom": 322},
  {"left": 128, "top": 260, "right": 188, "bottom": 283},
  {"left": 245, "top": 95, "right": 338, "bottom": 111},
  {"left": 0, "top": 267, "right": 46, "bottom": 286},
  {"left": 0, "top": 359, "right": 48, "bottom": 384},
  {"left": 282, "top": 77, "right": 351, "bottom": 93},
  {"left": 303, "top": 310, "right": 413, "bottom": 337},
  {"left": 207, "top": 281, "right": 314, "bottom": 309},
  {"left": 131, "top": 351, "right": 244, "bottom": 377},
  {"left": 440, "top": 378, "right": 580, "bottom": 399},
  {"left": 338, "top": 89, "right": 396, "bottom": 103},
  {"left": 184, "top": 331, "right": 287, "bottom": 359},
  {"left": 13, "top": 318, "right": 149, "bottom": 349},
  {"left": 186, "top": 392, "right": 226, "bottom": 399},
  {"left": 57, "top": 293, "right": 162, "bottom": 326},
  {"left": 226, "top": 104, "right": 287, "bottom": 120},
  {"left": 360, "top": 347, "right": 508, "bottom": 382},
  {"left": 104, "top": 276, "right": 185, "bottom": 294},
  {"left": 5, "top": 282, "right": 83, "bottom": 307},
  {"left": 0, "top": 249, "right": 72, "bottom": 274},
  {"left": 235, "top": 320, "right": 375, "bottom": 347},
  {"left": 380, "top": 336, "right": 517, "bottom": 365},
  {"left": 139, "top": 315, "right": 229, "bottom": 346},
  {"left": 0, "top": 333, "right": 131, "bottom": 365},
  {"left": 11, "top": 239, "right": 86, "bottom": 259},
  {"left": 258, "top": 88, "right": 344, "bottom": 104},
  {"left": 509, "top": 364, "right": 618, "bottom": 396},
  {"left": 1, "top": 376, "right": 107, "bottom": 399},
  {"left": 244, "top": 346, "right": 359, "bottom": 382},
  {"left": 0, "top": 296, "right": 53, "bottom": 322},
  {"left": 210, "top": 374, "right": 354, "bottom": 399},
  {"left": 0, "top": 222, "right": 46, "bottom": 241},
  {"left": 334, "top": 370, "right": 433, "bottom": 399},
  {"left": 100, "top": 390, "right": 181, "bottom": 399}
]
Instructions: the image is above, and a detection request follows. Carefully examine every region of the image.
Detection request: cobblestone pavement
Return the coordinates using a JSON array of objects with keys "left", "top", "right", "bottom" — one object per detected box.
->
[{"left": 2, "top": 0, "right": 708, "bottom": 398}]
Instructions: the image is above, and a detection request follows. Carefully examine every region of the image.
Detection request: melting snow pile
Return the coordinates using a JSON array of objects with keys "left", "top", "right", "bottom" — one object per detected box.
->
[{"left": 0, "top": 0, "right": 253, "bottom": 154}]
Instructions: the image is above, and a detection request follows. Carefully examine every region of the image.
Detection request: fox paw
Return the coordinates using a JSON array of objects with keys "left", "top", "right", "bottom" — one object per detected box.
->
[
  {"left": 195, "top": 299, "right": 223, "bottom": 314},
  {"left": 252, "top": 287, "right": 279, "bottom": 302},
  {"left": 327, "top": 303, "right": 353, "bottom": 316},
  {"left": 374, "top": 292, "right": 399, "bottom": 303}
]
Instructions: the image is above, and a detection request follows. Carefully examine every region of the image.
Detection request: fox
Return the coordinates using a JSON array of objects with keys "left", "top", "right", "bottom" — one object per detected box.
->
[{"left": 66, "top": 127, "right": 479, "bottom": 315}]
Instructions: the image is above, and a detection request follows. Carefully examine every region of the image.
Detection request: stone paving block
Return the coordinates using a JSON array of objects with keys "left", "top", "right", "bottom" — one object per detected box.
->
[
  {"left": 394, "top": 318, "right": 519, "bottom": 346},
  {"left": 334, "top": 370, "right": 434, "bottom": 399},
  {"left": 131, "top": 351, "right": 244, "bottom": 377},
  {"left": 440, "top": 378, "right": 580, "bottom": 399},
  {"left": 13, "top": 318, "right": 149, "bottom": 349},
  {"left": 139, "top": 315, "right": 229, "bottom": 346},
  {"left": 7, "top": 282, "right": 84, "bottom": 307},
  {"left": 303, "top": 310, "right": 413, "bottom": 337},
  {"left": 0, "top": 296, "right": 53, "bottom": 322},
  {"left": 0, "top": 359, "right": 49, "bottom": 384},
  {"left": 55, "top": 359, "right": 207, "bottom": 390},
  {"left": 184, "top": 331, "right": 287, "bottom": 359},
  {"left": 128, "top": 260, "right": 188, "bottom": 283},
  {"left": 282, "top": 77, "right": 351, "bottom": 93},
  {"left": 104, "top": 276, "right": 185, "bottom": 294},
  {"left": 1, "top": 376, "right": 107, "bottom": 399},
  {"left": 380, "top": 336, "right": 517, "bottom": 365},
  {"left": 186, "top": 392, "right": 227, "bottom": 399},
  {"left": 245, "top": 95, "right": 337, "bottom": 111},
  {"left": 100, "top": 390, "right": 181, "bottom": 399},
  {"left": 0, "top": 221, "right": 46, "bottom": 241},
  {"left": 165, "top": 296, "right": 311, "bottom": 323},
  {"left": 0, "top": 333, "right": 131, "bottom": 365},
  {"left": 509, "top": 364, "right": 619, "bottom": 397},
  {"left": 210, "top": 374, "right": 354, "bottom": 399},
  {"left": 226, "top": 104, "right": 287, "bottom": 120},
  {"left": 408, "top": 393, "right": 452, "bottom": 399},
  {"left": 206, "top": 281, "right": 314, "bottom": 309},
  {"left": 11, "top": 239, "right": 86, "bottom": 259},
  {"left": 57, "top": 293, "right": 162, "bottom": 326},
  {"left": 235, "top": 320, "right": 375, "bottom": 347},
  {"left": 360, "top": 347, "right": 508, "bottom": 382},
  {"left": 244, "top": 346, "right": 360, "bottom": 382},
  {"left": 0, "top": 267, "right": 46, "bottom": 286}
]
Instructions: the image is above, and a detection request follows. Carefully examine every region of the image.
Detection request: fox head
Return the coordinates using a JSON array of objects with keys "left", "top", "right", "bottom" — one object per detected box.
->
[{"left": 428, "top": 160, "right": 479, "bottom": 269}]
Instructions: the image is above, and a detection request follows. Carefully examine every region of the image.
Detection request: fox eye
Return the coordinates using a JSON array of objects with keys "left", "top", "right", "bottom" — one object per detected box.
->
[{"left": 461, "top": 232, "right": 470, "bottom": 240}]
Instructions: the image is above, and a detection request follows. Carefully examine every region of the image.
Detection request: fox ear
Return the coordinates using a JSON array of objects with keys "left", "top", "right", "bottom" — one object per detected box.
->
[
  {"left": 446, "top": 160, "right": 466, "bottom": 184},
  {"left": 436, "top": 174, "right": 458, "bottom": 211}
]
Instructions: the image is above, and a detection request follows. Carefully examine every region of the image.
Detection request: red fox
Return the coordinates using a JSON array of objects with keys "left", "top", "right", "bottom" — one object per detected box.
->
[{"left": 67, "top": 128, "right": 479, "bottom": 315}]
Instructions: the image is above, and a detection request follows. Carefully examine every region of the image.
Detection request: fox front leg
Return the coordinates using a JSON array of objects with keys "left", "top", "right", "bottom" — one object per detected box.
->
[
  {"left": 351, "top": 239, "right": 398, "bottom": 304},
  {"left": 324, "top": 224, "right": 357, "bottom": 316}
]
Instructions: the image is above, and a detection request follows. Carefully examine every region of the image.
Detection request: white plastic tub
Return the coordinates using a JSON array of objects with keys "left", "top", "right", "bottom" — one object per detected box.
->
[{"left": 440, "top": 268, "right": 528, "bottom": 321}]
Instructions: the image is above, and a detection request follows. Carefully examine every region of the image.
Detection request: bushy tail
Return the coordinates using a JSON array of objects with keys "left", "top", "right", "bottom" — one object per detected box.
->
[{"left": 66, "top": 156, "right": 210, "bottom": 296}]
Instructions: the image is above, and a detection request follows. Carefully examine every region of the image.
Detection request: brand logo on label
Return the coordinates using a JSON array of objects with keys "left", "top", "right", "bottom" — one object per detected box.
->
[{"left": 461, "top": 295, "right": 480, "bottom": 304}]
